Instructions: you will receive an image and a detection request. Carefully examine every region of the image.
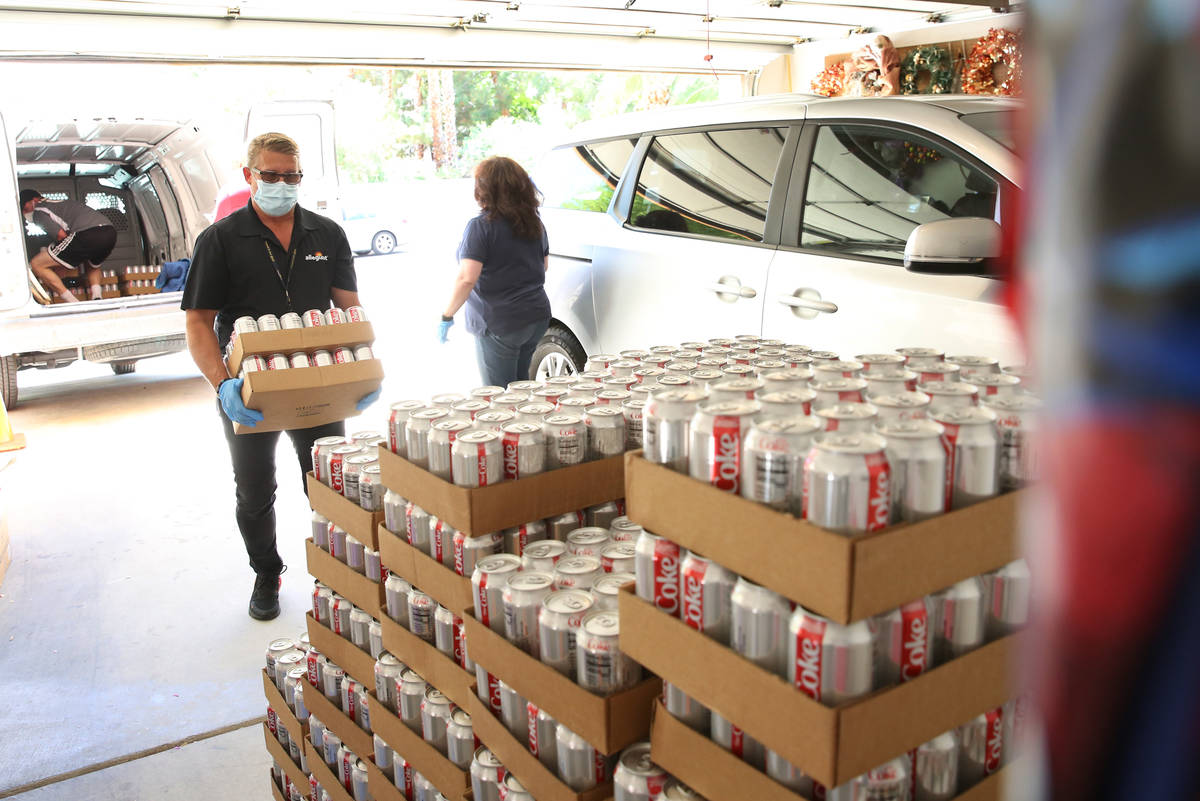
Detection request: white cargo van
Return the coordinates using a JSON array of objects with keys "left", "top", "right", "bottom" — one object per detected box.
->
[{"left": 0, "top": 113, "right": 222, "bottom": 408}]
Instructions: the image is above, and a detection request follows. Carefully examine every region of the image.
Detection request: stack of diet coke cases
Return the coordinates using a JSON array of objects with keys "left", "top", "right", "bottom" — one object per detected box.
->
[
  {"left": 311, "top": 430, "right": 388, "bottom": 512},
  {"left": 635, "top": 523, "right": 1031, "bottom": 797},
  {"left": 230, "top": 306, "right": 377, "bottom": 379}
]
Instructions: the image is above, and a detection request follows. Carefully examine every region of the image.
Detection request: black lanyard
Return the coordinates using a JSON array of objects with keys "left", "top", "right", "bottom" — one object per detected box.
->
[{"left": 262, "top": 238, "right": 297, "bottom": 311}]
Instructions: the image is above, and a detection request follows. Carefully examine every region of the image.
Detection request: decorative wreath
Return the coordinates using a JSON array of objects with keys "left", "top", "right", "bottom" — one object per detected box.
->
[
  {"left": 963, "top": 28, "right": 1023, "bottom": 96},
  {"left": 900, "top": 45, "right": 955, "bottom": 95},
  {"left": 811, "top": 62, "right": 846, "bottom": 97},
  {"left": 904, "top": 142, "right": 943, "bottom": 166}
]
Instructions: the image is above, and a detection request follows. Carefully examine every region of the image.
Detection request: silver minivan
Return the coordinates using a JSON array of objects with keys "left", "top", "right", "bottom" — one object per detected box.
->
[{"left": 532, "top": 94, "right": 1022, "bottom": 377}]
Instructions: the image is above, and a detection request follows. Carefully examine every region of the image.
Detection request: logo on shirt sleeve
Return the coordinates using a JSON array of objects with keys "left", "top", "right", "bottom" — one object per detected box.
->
[{"left": 305, "top": 251, "right": 329, "bottom": 262}]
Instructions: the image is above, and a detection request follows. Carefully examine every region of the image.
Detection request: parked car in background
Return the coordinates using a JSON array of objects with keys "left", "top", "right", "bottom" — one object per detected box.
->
[
  {"left": 533, "top": 94, "right": 1022, "bottom": 379},
  {"left": 341, "top": 202, "right": 408, "bottom": 256}
]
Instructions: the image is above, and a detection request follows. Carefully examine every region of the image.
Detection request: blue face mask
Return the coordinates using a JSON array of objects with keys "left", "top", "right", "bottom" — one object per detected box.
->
[{"left": 253, "top": 180, "right": 299, "bottom": 216}]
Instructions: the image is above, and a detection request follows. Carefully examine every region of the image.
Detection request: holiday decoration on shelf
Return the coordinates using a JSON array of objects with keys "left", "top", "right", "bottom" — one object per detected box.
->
[
  {"left": 900, "top": 45, "right": 956, "bottom": 95},
  {"left": 843, "top": 35, "right": 901, "bottom": 97},
  {"left": 963, "top": 27, "right": 1023, "bottom": 96},
  {"left": 811, "top": 62, "right": 846, "bottom": 97}
]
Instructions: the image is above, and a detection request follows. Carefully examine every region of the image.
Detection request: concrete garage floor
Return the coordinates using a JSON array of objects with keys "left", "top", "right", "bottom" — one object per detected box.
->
[{"left": 0, "top": 241, "right": 484, "bottom": 799}]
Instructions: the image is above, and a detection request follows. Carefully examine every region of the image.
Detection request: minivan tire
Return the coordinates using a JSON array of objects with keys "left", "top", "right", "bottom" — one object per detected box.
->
[
  {"left": 531, "top": 324, "right": 586, "bottom": 381},
  {"left": 371, "top": 231, "right": 398, "bottom": 255},
  {"left": 111, "top": 361, "right": 137, "bottom": 375},
  {"left": 1, "top": 355, "right": 17, "bottom": 410}
]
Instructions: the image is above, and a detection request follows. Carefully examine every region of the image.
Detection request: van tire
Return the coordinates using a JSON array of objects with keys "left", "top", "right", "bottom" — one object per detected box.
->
[
  {"left": 371, "top": 231, "right": 398, "bottom": 255},
  {"left": 1, "top": 355, "right": 17, "bottom": 410},
  {"left": 531, "top": 324, "right": 586, "bottom": 381},
  {"left": 111, "top": 361, "right": 137, "bottom": 375}
]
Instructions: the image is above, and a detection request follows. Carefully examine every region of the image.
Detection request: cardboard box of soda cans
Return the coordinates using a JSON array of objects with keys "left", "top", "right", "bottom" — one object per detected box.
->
[
  {"left": 623, "top": 452, "right": 1022, "bottom": 624},
  {"left": 619, "top": 585, "right": 1020, "bottom": 788},
  {"left": 375, "top": 448, "right": 625, "bottom": 536},
  {"left": 225, "top": 319, "right": 383, "bottom": 435}
]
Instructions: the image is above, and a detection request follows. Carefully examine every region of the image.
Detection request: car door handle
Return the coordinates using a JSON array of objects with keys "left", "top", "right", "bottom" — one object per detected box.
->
[
  {"left": 707, "top": 283, "right": 757, "bottom": 299},
  {"left": 777, "top": 294, "right": 838, "bottom": 314}
]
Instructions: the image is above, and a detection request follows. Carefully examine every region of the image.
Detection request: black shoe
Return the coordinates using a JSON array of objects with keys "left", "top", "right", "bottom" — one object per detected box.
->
[{"left": 249, "top": 572, "right": 281, "bottom": 620}]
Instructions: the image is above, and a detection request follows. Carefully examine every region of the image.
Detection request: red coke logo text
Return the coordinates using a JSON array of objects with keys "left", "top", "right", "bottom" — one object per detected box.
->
[
  {"left": 653, "top": 540, "right": 681, "bottom": 617},
  {"left": 681, "top": 561, "right": 706, "bottom": 632},
  {"left": 710, "top": 417, "right": 742, "bottom": 493}
]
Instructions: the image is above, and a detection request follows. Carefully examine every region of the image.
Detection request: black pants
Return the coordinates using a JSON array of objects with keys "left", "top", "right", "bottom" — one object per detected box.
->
[{"left": 217, "top": 400, "right": 345, "bottom": 575}]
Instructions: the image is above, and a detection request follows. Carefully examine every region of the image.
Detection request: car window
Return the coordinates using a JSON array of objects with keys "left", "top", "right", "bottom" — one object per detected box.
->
[
  {"left": 540, "top": 139, "right": 636, "bottom": 213},
  {"left": 629, "top": 127, "right": 786, "bottom": 243},
  {"left": 800, "top": 125, "right": 998, "bottom": 260}
]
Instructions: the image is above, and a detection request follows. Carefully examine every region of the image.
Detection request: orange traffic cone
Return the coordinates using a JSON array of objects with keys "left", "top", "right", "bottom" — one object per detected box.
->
[{"left": 0, "top": 394, "right": 25, "bottom": 453}]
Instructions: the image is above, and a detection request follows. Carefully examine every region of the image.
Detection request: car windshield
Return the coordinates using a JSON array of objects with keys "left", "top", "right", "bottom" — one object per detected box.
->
[{"left": 961, "top": 110, "right": 1016, "bottom": 152}]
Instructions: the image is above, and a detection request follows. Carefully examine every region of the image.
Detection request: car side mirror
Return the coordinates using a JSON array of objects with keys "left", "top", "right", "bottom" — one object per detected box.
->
[{"left": 904, "top": 218, "right": 1002, "bottom": 276}]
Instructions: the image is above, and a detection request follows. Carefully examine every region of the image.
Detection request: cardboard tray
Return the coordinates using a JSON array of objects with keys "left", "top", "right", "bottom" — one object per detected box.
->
[
  {"left": 464, "top": 686, "right": 612, "bottom": 801},
  {"left": 379, "top": 608, "right": 475, "bottom": 710},
  {"left": 307, "top": 611, "right": 376, "bottom": 687},
  {"left": 378, "top": 525, "right": 474, "bottom": 615},
  {"left": 264, "top": 668, "right": 307, "bottom": 746},
  {"left": 304, "top": 671, "right": 375, "bottom": 762},
  {"left": 649, "top": 699, "right": 1014, "bottom": 801},
  {"left": 624, "top": 452, "right": 1021, "bottom": 624},
  {"left": 461, "top": 611, "right": 660, "bottom": 755},
  {"left": 234, "top": 359, "right": 384, "bottom": 434},
  {"left": 309, "top": 472, "right": 386, "bottom": 550},
  {"left": 269, "top": 772, "right": 286, "bottom": 801},
  {"left": 307, "top": 538, "right": 386, "bottom": 621},
  {"left": 228, "top": 321, "right": 376, "bottom": 374},
  {"left": 368, "top": 692, "right": 472, "bottom": 801},
  {"left": 377, "top": 448, "right": 625, "bottom": 536},
  {"left": 263, "top": 722, "right": 309, "bottom": 794},
  {"left": 309, "top": 741, "right": 356, "bottom": 801},
  {"left": 618, "top": 586, "right": 1017, "bottom": 788},
  {"left": 364, "top": 753, "right": 406, "bottom": 801}
]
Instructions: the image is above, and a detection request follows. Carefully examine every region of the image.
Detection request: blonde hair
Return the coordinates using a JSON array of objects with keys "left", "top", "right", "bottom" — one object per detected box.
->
[{"left": 246, "top": 132, "right": 300, "bottom": 169}]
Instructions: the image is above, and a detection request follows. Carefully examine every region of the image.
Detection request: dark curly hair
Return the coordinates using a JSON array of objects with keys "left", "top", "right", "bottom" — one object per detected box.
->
[{"left": 474, "top": 156, "right": 544, "bottom": 241}]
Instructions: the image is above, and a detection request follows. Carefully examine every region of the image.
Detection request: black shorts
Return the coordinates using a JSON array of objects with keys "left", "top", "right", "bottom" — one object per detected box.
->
[{"left": 48, "top": 225, "right": 117, "bottom": 271}]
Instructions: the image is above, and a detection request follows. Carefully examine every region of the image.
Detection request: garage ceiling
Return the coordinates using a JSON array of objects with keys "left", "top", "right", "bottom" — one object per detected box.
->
[{"left": 0, "top": 0, "right": 1013, "bottom": 73}]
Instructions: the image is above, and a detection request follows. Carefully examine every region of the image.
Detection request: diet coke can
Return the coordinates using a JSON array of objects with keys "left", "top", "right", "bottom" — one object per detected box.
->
[
  {"left": 609, "top": 516, "right": 642, "bottom": 543},
  {"left": 543, "top": 414, "right": 587, "bottom": 469},
  {"left": 288, "top": 351, "right": 311, "bottom": 368},
  {"left": 503, "top": 571, "right": 555, "bottom": 655},
  {"left": 499, "top": 679, "right": 528, "bottom": 740},
  {"left": 865, "top": 368, "right": 920, "bottom": 397},
  {"left": 446, "top": 707, "right": 477, "bottom": 770},
  {"left": 503, "top": 519, "right": 547, "bottom": 556},
  {"left": 500, "top": 422, "right": 546, "bottom": 479},
  {"left": 983, "top": 559, "right": 1031, "bottom": 640},
  {"left": 374, "top": 653, "right": 404, "bottom": 712},
  {"left": 332, "top": 346, "right": 355, "bottom": 364},
  {"left": 239, "top": 354, "right": 267, "bottom": 375},
  {"left": 971, "top": 373, "right": 1022, "bottom": 398},
  {"left": 585, "top": 406, "right": 626, "bottom": 459},
  {"left": 914, "top": 730, "right": 961, "bottom": 801},
  {"left": 600, "top": 542, "right": 636, "bottom": 574},
  {"left": 353, "top": 345, "right": 373, "bottom": 361},
  {"left": 757, "top": 389, "right": 816, "bottom": 420},
  {"left": 788, "top": 607, "right": 876, "bottom": 704},
  {"left": 804, "top": 433, "right": 891, "bottom": 534},
  {"left": 816, "top": 402, "right": 878, "bottom": 433},
  {"left": 265, "top": 353, "right": 289, "bottom": 370},
  {"left": 404, "top": 407, "right": 450, "bottom": 469},
  {"left": 872, "top": 597, "right": 935, "bottom": 687},
  {"left": 878, "top": 420, "right": 947, "bottom": 524},
  {"left": 856, "top": 353, "right": 908, "bottom": 373},
  {"left": 812, "top": 359, "right": 864, "bottom": 380},
  {"left": 257, "top": 314, "right": 281, "bottom": 331},
  {"left": 233, "top": 315, "right": 258, "bottom": 335},
  {"left": 397, "top": 669, "right": 426, "bottom": 732},
  {"left": 387, "top": 400, "right": 427, "bottom": 456},
  {"left": 522, "top": 539, "right": 567, "bottom": 571},
  {"left": 707, "top": 378, "right": 764, "bottom": 404},
  {"left": 946, "top": 355, "right": 999, "bottom": 379},
  {"left": 958, "top": 708, "right": 1004, "bottom": 789},
  {"left": 312, "top": 582, "right": 333, "bottom": 624},
  {"left": 710, "top": 711, "right": 764, "bottom": 769},
  {"left": 554, "top": 555, "right": 603, "bottom": 590},
  {"left": 577, "top": 610, "right": 641, "bottom": 694},
  {"left": 984, "top": 395, "right": 1041, "bottom": 491},
  {"left": 346, "top": 305, "right": 368, "bottom": 323},
  {"left": 492, "top": 392, "right": 531, "bottom": 412},
  {"left": 741, "top": 417, "right": 821, "bottom": 516},
  {"left": 539, "top": 588, "right": 594, "bottom": 677},
  {"left": 644, "top": 389, "right": 706, "bottom": 473},
  {"left": 872, "top": 391, "right": 932, "bottom": 424},
  {"left": 689, "top": 400, "right": 759, "bottom": 494},
  {"left": 451, "top": 430, "right": 503, "bottom": 488},
  {"left": 302, "top": 309, "right": 325, "bottom": 327},
  {"left": 384, "top": 574, "right": 411, "bottom": 625},
  {"left": 475, "top": 409, "right": 518, "bottom": 434},
  {"left": 451, "top": 399, "right": 491, "bottom": 423},
  {"left": 472, "top": 553, "right": 522, "bottom": 633},
  {"left": 408, "top": 589, "right": 436, "bottom": 643},
  {"left": 680, "top": 552, "right": 736, "bottom": 643},
  {"left": 528, "top": 702, "right": 558, "bottom": 770},
  {"left": 421, "top": 687, "right": 453, "bottom": 754},
  {"left": 567, "top": 527, "right": 611, "bottom": 558},
  {"left": 635, "top": 530, "right": 683, "bottom": 617},
  {"left": 614, "top": 741, "right": 670, "bottom": 801},
  {"left": 731, "top": 577, "right": 790, "bottom": 676},
  {"left": 428, "top": 419, "right": 473, "bottom": 481},
  {"left": 766, "top": 750, "right": 810, "bottom": 795},
  {"left": 310, "top": 509, "right": 331, "bottom": 549},
  {"left": 810, "top": 377, "right": 868, "bottom": 410},
  {"left": 930, "top": 576, "right": 986, "bottom": 663},
  {"left": 517, "top": 401, "right": 557, "bottom": 427},
  {"left": 325, "top": 308, "right": 348, "bottom": 325},
  {"left": 434, "top": 604, "right": 464, "bottom": 662},
  {"left": 591, "top": 572, "right": 634, "bottom": 609},
  {"left": 454, "top": 530, "right": 502, "bottom": 577},
  {"left": 431, "top": 393, "right": 467, "bottom": 410},
  {"left": 896, "top": 347, "right": 943, "bottom": 368},
  {"left": 470, "top": 747, "right": 505, "bottom": 801},
  {"left": 556, "top": 724, "right": 614, "bottom": 791},
  {"left": 933, "top": 407, "right": 999, "bottom": 510},
  {"left": 407, "top": 502, "right": 432, "bottom": 551}
]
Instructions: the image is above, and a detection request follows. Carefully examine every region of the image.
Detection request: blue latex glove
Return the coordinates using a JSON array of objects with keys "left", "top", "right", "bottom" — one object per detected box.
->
[
  {"left": 219, "top": 377, "right": 264, "bottom": 427},
  {"left": 356, "top": 387, "right": 382, "bottom": 412},
  {"left": 438, "top": 318, "right": 454, "bottom": 344}
]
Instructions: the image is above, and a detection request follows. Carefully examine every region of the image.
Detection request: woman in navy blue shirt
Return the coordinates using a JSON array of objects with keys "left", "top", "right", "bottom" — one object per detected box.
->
[{"left": 440, "top": 156, "right": 551, "bottom": 387}]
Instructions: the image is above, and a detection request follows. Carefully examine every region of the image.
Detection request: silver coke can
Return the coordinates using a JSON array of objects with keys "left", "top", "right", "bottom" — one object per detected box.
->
[
  {"left": 930, "top": 576, "right": 986, "bottom": 663},
  {"left": 516, "top": 401, "right": 557, "bottom": 427},
  {"left": 374, "top": 653, "right": 404, "bottom": 712},
  {"left": 644, "top": 388, "right": 706, "bottom": 473},
  {"left": 421, "top": 687, "right": 453, "bottom": 754},
  {"left": 349, "top": 608, "right": 372, "bottom": 650},
  {"left": 865, "top": 369, "right": 920, "bottom": 397},
  {"left": 404, "top": 407, "right": 450, "bottom": 469},
  {"left": 731, "top": 577, "right": 790, "bottom": 677},
  {"left": 406, "top": 502, "right": 432, "bottom": 552},
  {"left": 915, "top": 362, "right": 962, "bottom": 384},
  {"left": 707, "top": 377, "right": 764, "bottom": 404},
  {"left": 470, "top": 747, "right": 505, "bottom": 801},
  {"left": 971, "top": 373, "right": 1023, "bottom": 399},
  {"left": 522, "top": 539, "right": 567, "bottom": 572},
  {"left": 872, "top": 391, "right": 932, "bottom": 424},
  {"left": 803, "top": 432, "right": 892, "bottom": 535},
  {"left": 614, "top": 741, "right": 670, "bottom": 801},
  {"left": 945, "top": 355, "right": 999, "bottom": 379},
  {"left": 451, "top": 430, "right": 504, "bottom": 488},
  {"left": 446, "top": 707, "right": 477, "bottom": 770},
  {"left": 897, "top": 347, "right": 944, "bottom": 368},
  {"left": 430, "top": 516, "right": 458, "bottom": 567},
  {"left": 766, "top": 749, "right": 810, "bottom": 794},
  {"left": 932, "top": 406, "right": 999, "bottom": 510},
  {"left": 500, "top": 422, "right": 546, "bottom": 479},
  {"left": 872, "top": 597, "right": 936, "bottom": 688},
  {"left": 543, "top": 413, "right": 587, "bottom": 469},
  {"left": 985, "top": 395, "right": 1042, "bottom": 491},
  {"left": 503, "top": 571, "right": 555, "bottom": 655},
  {"left": 554, "top": 555, "right": 603, "bottom": 591},
  {"left": 567, "top": 526, "right": 612, "bottom": 558},
  {"left": 368, "top": 619, "right": 383, "bottom": 658},
  {"left": 499, "top": 679, "right": 528, "bottom": 740},
  {"left": 450, "top": 398, "right": 491, "bottom": 423},
  {"left": 810, "top": 377, "right": 868, "bottom": 410},
  {"left": 503, "top": 519, "right": 547, "bottom": 556},
  {"left": 878, "top": 419, "right": 947, "bottom": 524},
  {"left": 556, "top": 723, "right": 613, "bottom": 791},
  {"left": 397, "top": 669, "right": 427, "bottom": 733},
  {"left": 384, "top": 574, "right": 411, "bottom": 626},
  {"left": 913, "top": 730, "right": 961, "bottom": 801},
  {"left": 983, "top": 559, "right": 1031, "bottom": 640},
  {"left": 609, "top": 516, "right": 643, "bottom": 543},
  {"left": 474, "top": 409, "right": 517, "bottom": 434},
  {"left": 622, "top": 399, "right": 647, "bottom": 448},
  {"left": 958, "top": 708, "right": 1005, "bottom": 789},
  {"left": 855, "top": 352, "right": 908, "bottom": 373},
  {"left": 311, "top": 436, "right": 346, "bottom": 485},
  {"left": 591, "top": 572, "right": 633, "bottom": 610},
  {"left": 635, "top": 530, "right": 683, "bottom": 618},
  {"left": 919, "top": 380, "right": 979, "bottom": 414},
  {"left": 788, "top": 607, "right": 876, "bottom": 704},
  {"left": 454, "top": 530, "right": 503, "bottom": 577},
  {"left": 680, "top": 552, "right": 736, "bottom": 643},
  {"left": 689, "top": 400, "right": 759, "bottom": 494},
  {"left": 471, "top": 553, "right": 522, "bottom": 633},
  {"left": 600, "top": 543, "right": 636, "bottom": 574},
  {"left": 384, "top": 489, "right": 407, "bottom": 534},
  {"left": 428, "top": 419, "right": 473, "bottom": 481},
  {"left": 358, "top": 465, "right": 384, "bottom": 512},
  {"left": 710, "top": 712, "right": 764, "bottom": 770},
  {"left": 539, "top": 588, "right": 595, "bottom": 678},
  {"left": 757, "top": 389, "right": 817, "bottom": 421},
  {"left": 741, "top": 416, "right": 821, "bottom": 516},
  {"left": 528, "top": 702, "right": 559, "bottom": 770},
  {"left": 815, "top": 402, "right": 879, "bottom": 434},
  {"left": 664, "top": 679, "right": 709, "bottom": 732},
  {"left": 408, "top": 589, "right": 436, "bottom": 643},
  {"left": 388, "top": 399, "right": 427, "bottom": 456},
  {"left": 434, "top": 604, "right": 463, "bottom": 662},
  {"left": 577, "top": 609, "right": 642, "bottom": 695},
  {"left": 373, "top": 733, "right": 394, "bottom": 780}
]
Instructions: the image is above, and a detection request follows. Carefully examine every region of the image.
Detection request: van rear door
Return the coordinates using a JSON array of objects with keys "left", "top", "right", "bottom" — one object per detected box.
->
[
  {"left": 245, "top": 100, "right": 339, "bottom": 220},
  {"left": 0, "top": 111, "right": 32, "bottom": 311}
]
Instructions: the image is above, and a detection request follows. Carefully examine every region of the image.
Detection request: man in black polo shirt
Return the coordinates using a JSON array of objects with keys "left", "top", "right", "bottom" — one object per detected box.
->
[{"left": 182, "top": 132, "right": 380, "bottom": 621}]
